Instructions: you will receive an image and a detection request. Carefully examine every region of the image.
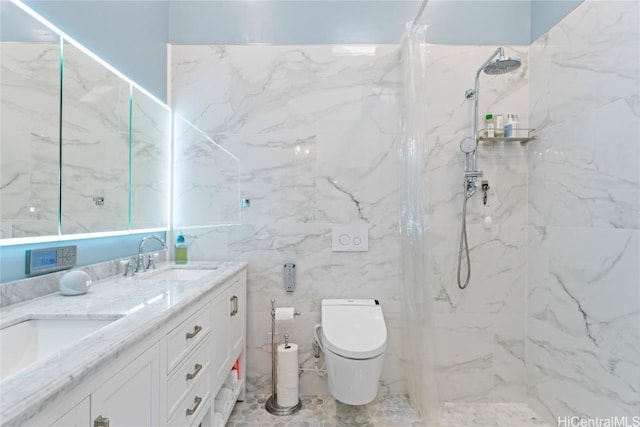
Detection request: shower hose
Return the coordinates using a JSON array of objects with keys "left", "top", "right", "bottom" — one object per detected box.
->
[{"left": 457, "top": 189, "right": 472, "bottom": 289}]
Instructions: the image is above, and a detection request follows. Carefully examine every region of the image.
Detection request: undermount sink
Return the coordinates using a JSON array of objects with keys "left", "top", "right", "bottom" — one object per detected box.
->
[
  {"left": 0, "top": 317, "right": 120, "bottom": 380},
  {"left": 145, "top": 267, "right": 217, "bottom": 281}
]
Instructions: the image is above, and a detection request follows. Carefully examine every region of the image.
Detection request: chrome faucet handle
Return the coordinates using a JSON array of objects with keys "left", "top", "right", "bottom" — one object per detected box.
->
[
  {"left": 146, "top": 253, "right": 159, "bottom": 270},
  {"left": 134, "top": 254, "right": 146, "bottom": 273},
  {"left": 136, "top": 235, "right": 167, "bottom": 273},
  {"left": 122, "top": 258, "right": 136, "bottom": 277}
]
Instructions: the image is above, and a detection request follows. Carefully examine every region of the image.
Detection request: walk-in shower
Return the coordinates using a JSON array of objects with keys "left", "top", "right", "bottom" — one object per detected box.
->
[{"left": 457, "top": 47, "right": 521, "bottom": 289}]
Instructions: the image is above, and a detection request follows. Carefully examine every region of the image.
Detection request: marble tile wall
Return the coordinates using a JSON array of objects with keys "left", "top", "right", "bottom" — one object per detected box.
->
[
  {"left": 60, "top": 44, "right": 130, "bottom": 234},
  {"left": 171, "top": 44, "right": 404, "bottom": 396},
  {"left": 527, "top": 0, "right": 640, "bottom": 421},
  {"left": 173, "top": 116, "right": 240, "bottom": 229},
  {"left": 170, "top": 43, "right": 531, "bottom": 400},
  {"left": 130, "top": 87, "right": 171, "bottom": 230},
  {"left": 423, "top": 45, "right": 529, "bottom": 402},
  {"left": 0, "top": 43, "right": 60, "bottom": 238}
]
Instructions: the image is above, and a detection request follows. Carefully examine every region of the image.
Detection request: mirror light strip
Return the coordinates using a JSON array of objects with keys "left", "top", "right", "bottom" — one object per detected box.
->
[
  {"left": 4, "top": 0, "right": 172, "bottom": 245},
  {"left": 9, "top": 0, "right": 169, "bottom": 111},
  {"left": 173, "top": 115, "right": 239, "bottom": 161},
  {"left": 0, "top": 228, "right": 167, "bottom": 247}
]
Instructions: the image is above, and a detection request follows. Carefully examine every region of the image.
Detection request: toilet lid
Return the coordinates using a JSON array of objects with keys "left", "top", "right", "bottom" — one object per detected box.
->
[{"left": 321, "top": 299, "right": 387, "bottom": 359}]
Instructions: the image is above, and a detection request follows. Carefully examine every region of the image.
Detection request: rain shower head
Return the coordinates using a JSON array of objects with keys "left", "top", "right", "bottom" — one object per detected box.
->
[
  {"left": 467, "top": 47, "right": 522, "bottom": 140},
  {"left": 483, "top": 55, "right": 521, "bottom": 75}
]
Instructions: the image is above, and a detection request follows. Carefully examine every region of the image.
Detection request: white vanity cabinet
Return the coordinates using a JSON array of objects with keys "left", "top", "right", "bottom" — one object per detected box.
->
[
  {"left": 49, "top": 343, "right": 160, "bottom": 427},
  {"left": 161, "top": 301, "right": 213, "bottom": 427},
  {"left": 29, "top": 267, "right": 247, "bottom": 427},
  {"left": 50, "top": 397, "right": 90, "bottom": 427},
  {"left": 91, "top": 343, "right": 160, "bottom": 426},
  {"left": 211, "top": 275, "right": 246, "bottom": 394}
]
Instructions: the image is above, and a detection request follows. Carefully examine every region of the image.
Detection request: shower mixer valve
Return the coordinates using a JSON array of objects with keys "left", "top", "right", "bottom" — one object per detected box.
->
[{"left": 481, "top": 180, "right": 490, "bottom": 206}]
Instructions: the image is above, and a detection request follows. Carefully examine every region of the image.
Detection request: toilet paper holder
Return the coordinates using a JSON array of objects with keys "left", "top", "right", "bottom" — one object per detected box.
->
[{"left": 266, "top": 299, "right": 302, "bottom": 415}]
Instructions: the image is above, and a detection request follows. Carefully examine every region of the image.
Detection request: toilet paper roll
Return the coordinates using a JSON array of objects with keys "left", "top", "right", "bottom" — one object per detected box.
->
[
  {"left": 274, "top": 307, "right": 295, "bottom": 320},
  {"left": 276, "top": 342, "right": 298, "bottom": 407},
  {"left": 277, "top": 384, "right": 298, "bottom": 408}
]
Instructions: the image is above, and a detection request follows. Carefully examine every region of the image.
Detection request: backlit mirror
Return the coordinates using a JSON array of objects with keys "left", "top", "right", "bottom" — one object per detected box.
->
[
  {"left": 173, "top": 115, "right": 240, "bottom": 228},
  {"left": 60, "top": 42, "right": 130, "bottom": 234},
  {"left": 130, "top": 87, "right": 171, "bottom": 230},
  {"left": 0, "top": 1, "right": 60, "bottom": 239},
  {"left": 0, "top": 0, "right": 171, "bottom": 244}
]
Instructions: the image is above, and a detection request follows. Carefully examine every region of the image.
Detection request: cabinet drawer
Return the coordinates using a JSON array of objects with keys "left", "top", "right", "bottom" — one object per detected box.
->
[
  {"left": 166, "top": 303, "right": 211, "bottom": 373},
  {"left": 167, "top": 335, "right": 211, "bottom": 420},
  {"left": 166, "top": 374, "right": 210, "bottom": 427}
]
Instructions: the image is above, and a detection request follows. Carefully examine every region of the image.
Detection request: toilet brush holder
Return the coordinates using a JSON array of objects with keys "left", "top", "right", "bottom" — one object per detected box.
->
[{"left": 265, "top": 299, "right": 302, "bottom": 415}]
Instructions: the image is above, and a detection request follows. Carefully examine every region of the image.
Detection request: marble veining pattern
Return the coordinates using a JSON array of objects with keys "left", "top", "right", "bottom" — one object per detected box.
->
[
  {"left": 170, "top": 44, "right": 405, "bottom": 398},
  {"left": 61, "top": 44, "right": 130, "bottom": 234},
  {"left": 0, "top": 43, "right": 60, "bottom": 238},
  {"left": 0, "top": 261, "right": 246, "bottom": 427},
  {"left": 526, "top": 0, "right": 640, "bottom": 422},
  {"left": 421, "top": 45, "right": 529, "bottom": 402},
  {"left": 173, "top": 116, "right": 240, "bottom": 227},
  {"left": 0, "top": 250, "right": 166, "bottom": 307},
  {"left": 170, "top": 43, "right": 532, "bottom": 400},
  {"left": 130, "top": 86, "right": 171, "bottom": 229}
]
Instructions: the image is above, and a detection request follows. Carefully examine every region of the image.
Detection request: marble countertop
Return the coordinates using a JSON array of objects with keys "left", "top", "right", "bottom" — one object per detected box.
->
[{"left": 0, "top": 261, "right": 247, "bottom": 427}]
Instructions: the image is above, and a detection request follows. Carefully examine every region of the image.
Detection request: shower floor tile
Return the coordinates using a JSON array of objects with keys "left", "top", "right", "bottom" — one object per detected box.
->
[{"left": 226, "top": 395, "right": 553, "bottom": 427}]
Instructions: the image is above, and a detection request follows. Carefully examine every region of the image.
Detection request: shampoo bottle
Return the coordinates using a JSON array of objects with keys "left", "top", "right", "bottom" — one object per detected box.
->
[
  {"left": 504, "top": 114, "right": 515, "bottom": 137},
  {"left": 494, "top": 114, "right": 504, "bottom": 137},
  {"left": 485, "top": 113, "right": 495, "bottom": 137},
  {"left": 175, "top": 234, "right": 187, "bottom": 264}
]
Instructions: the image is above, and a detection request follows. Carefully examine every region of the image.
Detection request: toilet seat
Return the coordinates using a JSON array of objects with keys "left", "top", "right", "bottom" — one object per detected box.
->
[{"left": 321, "top": 299, "right": 387, "bottom": 359}]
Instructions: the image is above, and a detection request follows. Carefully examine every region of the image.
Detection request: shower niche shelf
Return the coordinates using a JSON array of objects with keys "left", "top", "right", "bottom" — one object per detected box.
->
[{"left": 477, "top": 128, "right": 536, "bottom": 144}]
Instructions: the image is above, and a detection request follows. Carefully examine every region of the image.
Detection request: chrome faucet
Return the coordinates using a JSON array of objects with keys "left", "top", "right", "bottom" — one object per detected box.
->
[{"left": 135, "top": 235, "right": 167, "bottom": 273}]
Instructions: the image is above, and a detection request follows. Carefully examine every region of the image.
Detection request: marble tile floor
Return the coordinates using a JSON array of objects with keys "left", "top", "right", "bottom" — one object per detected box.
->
[{"left": 227, "top": 395, "right": 553, "bottom": 427}]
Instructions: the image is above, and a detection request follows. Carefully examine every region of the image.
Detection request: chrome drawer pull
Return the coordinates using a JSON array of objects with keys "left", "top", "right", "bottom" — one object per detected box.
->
[
  {"left": 186, "top": 325, "right": 202, "bottom": 340},
  {"left": 230, "top": 295, "right": 238, "bottom": 316},
  {"left": 186, "top": 363, "right": 202, "bottom": 380},
  {"left": 186, "top": 396, "right": 202, "bottom": 416}
]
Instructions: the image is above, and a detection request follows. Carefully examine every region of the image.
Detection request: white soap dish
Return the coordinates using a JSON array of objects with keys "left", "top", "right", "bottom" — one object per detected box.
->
[{"left": 59, "top": 270, "right": 92, "bottom": 296}]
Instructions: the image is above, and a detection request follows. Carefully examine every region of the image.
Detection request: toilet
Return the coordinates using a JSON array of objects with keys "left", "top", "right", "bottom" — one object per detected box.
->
[{"left": 321, "top": 299, "right": 387, "bottom": 405}]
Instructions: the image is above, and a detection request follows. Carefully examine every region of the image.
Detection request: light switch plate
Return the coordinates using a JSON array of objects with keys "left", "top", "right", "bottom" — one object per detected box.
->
[{"left": 332, "top": 225, "right": 368, "bottom": 252}]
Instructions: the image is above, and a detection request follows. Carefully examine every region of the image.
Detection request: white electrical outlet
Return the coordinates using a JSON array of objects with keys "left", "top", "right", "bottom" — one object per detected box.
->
[{"left": 331, "top": 225, "right": 369, "bottom": 252}]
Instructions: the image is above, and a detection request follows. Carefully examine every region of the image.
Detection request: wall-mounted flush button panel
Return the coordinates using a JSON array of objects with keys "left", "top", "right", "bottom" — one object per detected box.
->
[
  {"left": 283, "top": 263, "right": 295, "bottom": 292},
  {"left": 332, "top": 225, "right": 368, "bottom": 252},
  {"left": 26, "top": 245, "right": 77, "bottom": 276}
]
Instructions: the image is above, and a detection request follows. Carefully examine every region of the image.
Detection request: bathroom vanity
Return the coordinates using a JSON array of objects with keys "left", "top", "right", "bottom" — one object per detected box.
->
[{"left": 0, "top": 261, "right": 247, "bottom": 427}]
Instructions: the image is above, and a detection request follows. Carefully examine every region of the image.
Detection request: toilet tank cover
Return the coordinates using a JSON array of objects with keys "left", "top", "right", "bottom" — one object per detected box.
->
[{"left": 321, "top": 299, "right": 387, "bottom": 359}]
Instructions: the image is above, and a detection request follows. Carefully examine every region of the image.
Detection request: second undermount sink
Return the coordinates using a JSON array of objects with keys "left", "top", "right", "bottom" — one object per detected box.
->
[
  {"left": 0, "top": 317, "right": 121, "bottom": 380},
  {"left": 145, "top": 267, "right": 217, "bottom": 281}
]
